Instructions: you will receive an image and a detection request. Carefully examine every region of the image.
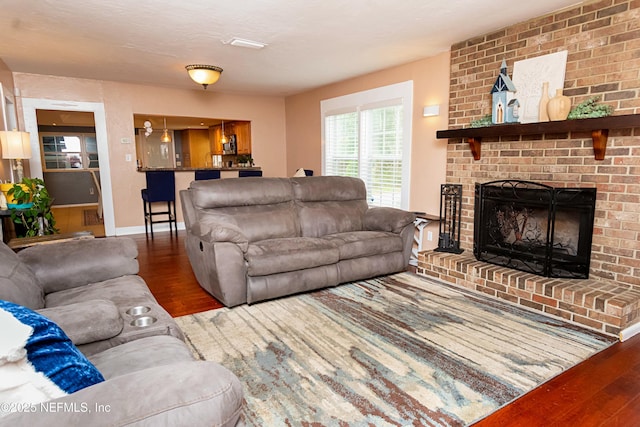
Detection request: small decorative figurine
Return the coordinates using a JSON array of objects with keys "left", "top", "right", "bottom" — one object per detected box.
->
[{"left": 491, "top": 59, "right": 517, "bottom": 124}]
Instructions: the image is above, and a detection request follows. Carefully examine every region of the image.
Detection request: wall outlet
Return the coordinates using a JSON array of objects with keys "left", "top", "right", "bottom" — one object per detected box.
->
[
  {"left": 125, "top": 154, "right": 132, "bottom": 162},
  {"left": 121, "top": 137, "right": 131, "bottom": 144},
  {"left": 427, "top": 231, "right": 433, "bottom": 241}
]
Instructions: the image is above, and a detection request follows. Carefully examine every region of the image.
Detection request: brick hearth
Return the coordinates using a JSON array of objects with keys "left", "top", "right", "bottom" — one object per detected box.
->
[
  {"left": 417, "top": 0, "right": 640, "bottom": 339},
  {"left": 418, "top": 251, "right": 640, "bottom": 337}
]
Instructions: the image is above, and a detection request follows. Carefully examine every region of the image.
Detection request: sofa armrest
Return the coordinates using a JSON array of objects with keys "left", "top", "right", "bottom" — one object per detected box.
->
[
  {"left": 0, "top": 361, "right": 243, "bottom": 427},
  {"left": 364, "top": 207, "right": 416, "bottom": 234},
  {"left": 17, "top": 237, "right": 139, "bottom": 294},
  {"left": 37, "top": 300, "right": 123, "bottom": 346},
  {"left": 192, "top": 216, "right": 249, "bottom": 253}
]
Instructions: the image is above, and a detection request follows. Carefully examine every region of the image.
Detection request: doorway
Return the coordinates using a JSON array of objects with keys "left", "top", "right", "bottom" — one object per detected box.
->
[
  {"left": 21, "top": 99, "right": 115, "bottom": 236},
  {"left": 35, "top": 110, "right": 105, "bottom": 237}
]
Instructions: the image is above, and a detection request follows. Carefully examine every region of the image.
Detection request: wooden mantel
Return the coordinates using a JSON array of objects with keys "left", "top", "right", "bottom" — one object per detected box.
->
[{"left": 436, "top": 114, "right": 640, "bottom": 160}]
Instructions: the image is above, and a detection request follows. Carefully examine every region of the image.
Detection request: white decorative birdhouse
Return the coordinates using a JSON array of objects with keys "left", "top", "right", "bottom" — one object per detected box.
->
[{"left": 491, "top": 59, "right": 517, "bottom": 124}]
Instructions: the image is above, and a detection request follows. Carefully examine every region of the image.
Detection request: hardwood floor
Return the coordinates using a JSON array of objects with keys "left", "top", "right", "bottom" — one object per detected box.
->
[
  {"left": 131, "top": 232, "right": 223, "bottom": 317},
  {"left": 51, "top": 205, "right": 106, "bottom": 237},
  {"left": 132, "top": 231, "right": 640, "bottom": 426}
]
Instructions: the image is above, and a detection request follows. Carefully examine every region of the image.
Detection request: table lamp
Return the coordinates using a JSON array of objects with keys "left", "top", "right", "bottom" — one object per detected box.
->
[{"left": 0, "top": 130, "right": 32, "bottom": 182}]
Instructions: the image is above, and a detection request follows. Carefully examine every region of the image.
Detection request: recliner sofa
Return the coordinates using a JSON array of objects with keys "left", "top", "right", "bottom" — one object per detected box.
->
[
  {"left": 0, "top": 237, "right": 243, "bottom": 426},
  {"left": 180, "top": 176, "right": 416, "bottom": 307}
]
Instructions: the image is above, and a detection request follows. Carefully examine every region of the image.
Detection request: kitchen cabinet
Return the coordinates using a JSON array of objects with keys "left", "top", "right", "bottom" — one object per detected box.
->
[
  {"left": 209, "top": 121, "right": 252, "bottom": 155},
  {"left": 234, "top": 122, "right": 252, "bottom": 155},
  {"left": 181, "top": 129, "right": 211, "bottom": 167},
  {"left": 209, "top": 125, "right": 224, "bottom": 155}
]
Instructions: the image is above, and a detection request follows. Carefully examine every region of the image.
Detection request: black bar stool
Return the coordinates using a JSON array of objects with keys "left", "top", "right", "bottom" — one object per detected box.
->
[
  {"left": 238, "top": 170, "right": 263, "bottom": 177},
  {"left": 194, "top": 170, "right": 221, "bottom": 181},
  {"left": 141, "top": 171, "right": 177, "bottom": 238}
]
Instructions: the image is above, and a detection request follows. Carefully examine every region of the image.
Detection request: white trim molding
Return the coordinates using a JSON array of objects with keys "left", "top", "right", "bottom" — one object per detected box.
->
[{"left": 21, "top": 98, "right": 116, "bottom": 236}]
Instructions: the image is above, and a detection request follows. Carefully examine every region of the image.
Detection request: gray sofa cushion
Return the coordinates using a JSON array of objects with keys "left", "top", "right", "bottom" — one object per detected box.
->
[
  {"left": 295, "top": 200, "right": 369, "bottom": 237},
  {"left": 247, "top": 264, "right": 339, "bottom": 304},
  {"left": 202, "top": 202, "right": 299, "bottom": 243},
  {"left": 246, "top": 237, "right": 339, "bottom": 276},
  {"left": 291, "top": 176, "right": 367, "bottom": 203},
  {"left": 0, "top": 241, "right": 44, "bottom": 309},
  {"left": 44, "top": 275, "right": 184, "bottom": 356},
  {"left": 1, "top": 360, "right": 244, "bottom": 427},
  {"left": 191, "top": 177, "right": 293, "bottom": 209},
  {"left": 89, "top": 335, "right": 194, "bottom": 380},
  {"left": 323, "top": 231, "right": 403, "bottom": 260},
  {"left": 45, "top": 275, "right": 155, "bottom": 308},
  {"left": 364, "top": 207, "right": 417, "bottom": 233},
  {"left": 18, "top": 237, "right": 139, "bottom": 294},
  {"left": 292, "top": 176, "right": 369, "bottom": 237},
  {"left": 38, "top": 299, "right": 123, "bottom": 345},
  {"left": 193, "top": 215, "right": 248, "bottom": 247},
  {"left": 192, "top": 177, "right": 300, "bottom": 242}
]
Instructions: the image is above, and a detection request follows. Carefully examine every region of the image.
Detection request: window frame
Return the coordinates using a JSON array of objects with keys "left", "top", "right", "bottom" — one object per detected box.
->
[
  {"left": 40, "top": 132, "right": 99, "bottom": 171},
  {"left": 321, "top": 81, "right": 413, "bottom": 209}
]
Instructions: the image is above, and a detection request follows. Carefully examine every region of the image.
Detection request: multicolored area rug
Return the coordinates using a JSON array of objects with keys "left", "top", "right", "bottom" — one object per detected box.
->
[{"left": 175, "top": 272, "right": 615, "bottom": 426}]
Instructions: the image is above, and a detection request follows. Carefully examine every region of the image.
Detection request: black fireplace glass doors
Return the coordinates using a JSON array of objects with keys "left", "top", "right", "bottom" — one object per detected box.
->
[{"left": 474, "top": 180, "right": 596, "bottom": 279}]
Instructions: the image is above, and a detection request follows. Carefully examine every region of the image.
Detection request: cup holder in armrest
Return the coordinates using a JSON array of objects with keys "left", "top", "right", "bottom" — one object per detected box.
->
[
  {"left": 126, "top": 306, "right": 151, "bottom": 316},
  {"left": 130, "top": 316, "right": 158, "bottom": 327}
]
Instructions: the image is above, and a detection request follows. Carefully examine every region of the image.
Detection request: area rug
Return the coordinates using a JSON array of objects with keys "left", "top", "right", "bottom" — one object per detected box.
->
[
  {"left": 82, "top": 209, "right": 103, "bottom": 226},
  {"left": 175, "top": 272, "right": 615, "bottom": 426}
]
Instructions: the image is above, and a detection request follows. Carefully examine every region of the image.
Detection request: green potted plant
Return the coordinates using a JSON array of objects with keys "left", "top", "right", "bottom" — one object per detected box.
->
[
  {"left": 237, "top": 154, "right": 253, "bottom": 167},
  {"left": 7, "top": 177, "right": 58, "bottom": 237}
]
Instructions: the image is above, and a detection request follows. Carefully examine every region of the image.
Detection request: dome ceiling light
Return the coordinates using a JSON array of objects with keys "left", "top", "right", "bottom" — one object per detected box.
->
[{"left": 185, "top": 64, "right": 223, "bottom": 89}]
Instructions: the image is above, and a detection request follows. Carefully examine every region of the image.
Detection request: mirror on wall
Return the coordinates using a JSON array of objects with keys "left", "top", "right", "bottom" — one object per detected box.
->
[{"left": 133, "top": 114, "right": 252, "bottom": 169}]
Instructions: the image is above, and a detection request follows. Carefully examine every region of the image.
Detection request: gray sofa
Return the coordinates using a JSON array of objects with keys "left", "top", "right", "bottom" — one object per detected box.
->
[
  {"left": 180, "top": 176, "right": 416, "bottom": 307},
  {"left": 0, "top": 237, "right": 243, "bottom": 426}
]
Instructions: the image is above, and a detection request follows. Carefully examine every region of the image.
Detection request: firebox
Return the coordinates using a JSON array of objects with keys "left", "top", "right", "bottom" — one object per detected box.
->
[{"left": 474, "top": 180, "right": 596, "bottom": 279}]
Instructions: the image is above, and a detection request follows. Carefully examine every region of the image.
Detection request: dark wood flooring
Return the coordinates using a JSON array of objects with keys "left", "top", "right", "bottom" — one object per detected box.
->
[
  {"left": 132, "top": 232, "right": 223, "bottom": 317},
  {"left": 131, "top": 232, "right": 640, "bottom": 426}
]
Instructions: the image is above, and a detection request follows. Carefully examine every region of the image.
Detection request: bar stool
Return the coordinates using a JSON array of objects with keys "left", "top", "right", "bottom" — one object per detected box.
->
[
  {"left": 195, "top": 170, "right": 221, "bottom": 181},
  {"left": 238, "top": 170, "right": 263, "bottom": 178},
  {"left": 141, "top": 171, "right": 177, "bottom": 238}
]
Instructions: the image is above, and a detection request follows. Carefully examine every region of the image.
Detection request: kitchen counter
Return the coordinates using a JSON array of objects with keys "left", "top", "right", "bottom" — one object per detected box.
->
[{"left": 137, "top": 166, "right": 261, "bottom": 172}]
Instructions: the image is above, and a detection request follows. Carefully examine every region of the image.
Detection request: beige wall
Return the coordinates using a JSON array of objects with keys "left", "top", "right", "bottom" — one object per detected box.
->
[
  {"left": 8, "top": 51, "right": 450, "bottom": 237},
  {"left": 12, "top": 73, "right": 287, "bottom": 232},
  {"left": 284, "top": 51, "right": 451, "bottom": 216}
]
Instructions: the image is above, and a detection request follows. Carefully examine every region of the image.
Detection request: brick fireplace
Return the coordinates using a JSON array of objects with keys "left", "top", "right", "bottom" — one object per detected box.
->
[{"left": 417, "top": 0, "right": 640, "bottom": 337}]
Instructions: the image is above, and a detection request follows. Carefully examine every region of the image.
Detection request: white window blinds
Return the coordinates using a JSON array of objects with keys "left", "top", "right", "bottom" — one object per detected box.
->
[{"left": 324, "top": 111, "right": 358, "bottom": 178}]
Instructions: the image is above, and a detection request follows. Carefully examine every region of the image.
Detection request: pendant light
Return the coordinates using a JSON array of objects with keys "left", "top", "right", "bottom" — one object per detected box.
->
[
  {"left": 161, "top": 117, "right": 171, "bottom": 143},
  {"left": 220, "top": 120, "right": 227, "bottom": 144}
]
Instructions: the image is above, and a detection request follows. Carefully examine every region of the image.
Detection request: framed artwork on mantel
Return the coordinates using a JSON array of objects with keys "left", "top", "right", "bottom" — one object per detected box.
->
[{"left": 512, "top": 51, "right": 568, "bottom": 124}]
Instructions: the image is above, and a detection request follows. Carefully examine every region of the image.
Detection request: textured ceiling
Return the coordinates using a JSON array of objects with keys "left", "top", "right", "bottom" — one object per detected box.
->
[{"left": 1, "top": 0, "right": 580, "bottom": 97}]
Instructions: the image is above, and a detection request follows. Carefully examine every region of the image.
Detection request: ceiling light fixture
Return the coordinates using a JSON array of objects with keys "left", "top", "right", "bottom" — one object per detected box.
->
[
  {"left": 185, "top": 64, "right": 223, "bottom": 89},
  {"left": 161, "top": 117, "right": 171, "bottom": 143},
  {"left": 225, "top": 37, "right": 267, "bottom": 50}
]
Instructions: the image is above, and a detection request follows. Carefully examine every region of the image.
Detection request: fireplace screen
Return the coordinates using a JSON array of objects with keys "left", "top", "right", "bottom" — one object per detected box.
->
[{"left": 474, "top": 180, "right": 596, "bottom": 279}]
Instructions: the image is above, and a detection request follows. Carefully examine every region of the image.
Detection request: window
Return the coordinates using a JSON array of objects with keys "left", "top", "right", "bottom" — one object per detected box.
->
[
  {"left": 41, "top": 133, "right": 99, "bottom": 170},
  {"left": 321, "top": 81, "right": 413, "bottom": 209}
]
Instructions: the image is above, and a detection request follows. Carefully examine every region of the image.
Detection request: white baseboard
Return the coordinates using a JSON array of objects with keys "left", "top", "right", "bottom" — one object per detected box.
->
[
  {"left": 619, "top": 322, "right": 640, "bottom": 342},
  {"left": 114, "top": 222, "right": 185, "bottom": 236}
]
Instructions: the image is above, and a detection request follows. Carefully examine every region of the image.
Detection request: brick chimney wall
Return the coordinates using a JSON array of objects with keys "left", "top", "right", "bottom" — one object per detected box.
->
[{"left": 443, "top": 0, "right": 640, "bottom": 288}]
